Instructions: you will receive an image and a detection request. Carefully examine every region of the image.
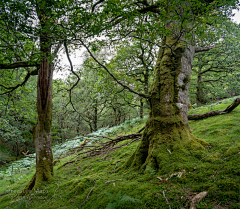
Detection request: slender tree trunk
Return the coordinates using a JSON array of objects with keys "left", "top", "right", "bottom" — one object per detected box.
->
[
  {"left": 125, "top": 35, "right": 206, "bottom": 170},
  {"left": 15, "top": 142, "right": 18, "bottom": 160},
  {"left": 93, "top": 100, "right": 98, "bottom": 132},
  {"left": 196, "top": 66, "right": 205, "bottom": 104},
  {"left": 24, "top": 1, "right": 54, "bottom": 191},
  {"left": 140, "top": 97, "right": 143, "bottom": 118}
]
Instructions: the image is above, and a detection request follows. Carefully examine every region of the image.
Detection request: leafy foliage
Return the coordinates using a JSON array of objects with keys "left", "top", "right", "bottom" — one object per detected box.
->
[{"left": 105, "top": 191, "right": 142, "bottom": 209}]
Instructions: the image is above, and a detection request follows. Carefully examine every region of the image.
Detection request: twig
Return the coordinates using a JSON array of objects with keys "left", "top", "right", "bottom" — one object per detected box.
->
[
  {"left": 190, "top": 191, "right": 208, "bottom": 209},
  {"left": 162, "top": 191, "right": 171, "bottom": 209},
  {"left": 61, "top": 133, "right": 142, "bottom": 167},
  {"left": 22, "top": 151, "right": 35, "bottom": 158},
  {"left": 0, "top": 192, "right": 9, "bottom": 197},
  {"left": 112, "top": 161, "right": 121, "bottom": 172},
  {"left": 137, "top": 125, "right": 145, "bottom": 133},
  {"left": 105, "top": 179, "right": 122, "bottom": 185},
  {"left": 78, "top": 186, "right": 95, "bottom": 208},
  {"left": 167, "top": 149, "right": 172, "bottom": 155},
  {"left": 49, "top": 183, "right": 59, "bottom": 200}
]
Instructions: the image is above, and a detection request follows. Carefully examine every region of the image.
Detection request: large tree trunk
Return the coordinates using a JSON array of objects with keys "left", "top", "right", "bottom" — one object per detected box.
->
[
  {"left": 125, "top": 35, "right": 205, "bottom": 170},
  {"left": 24, "top": 1, "right": 54, "bottom": 191}
]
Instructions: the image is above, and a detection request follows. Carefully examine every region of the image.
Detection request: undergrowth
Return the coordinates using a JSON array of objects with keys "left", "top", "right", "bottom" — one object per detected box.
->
[{"left": 0, "top": 99, "right": 239, "bottom": 209}]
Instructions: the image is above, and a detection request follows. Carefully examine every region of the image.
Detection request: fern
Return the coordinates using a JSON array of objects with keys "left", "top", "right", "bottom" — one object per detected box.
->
[{"left": 105, "top": 191, "right": 141, "bottom": 209}]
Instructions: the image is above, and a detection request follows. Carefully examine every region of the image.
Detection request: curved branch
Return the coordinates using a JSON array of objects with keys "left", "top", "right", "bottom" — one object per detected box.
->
[
  {"left": 0, "top": 72, "right": 31, "bottom": 95},
  {"left": 188, "top": 98, "right": 240, "bottom": 120},
  {"left": 92, "top": 0, "right": 105, "bottom": 13},
  {"left": 195, "top": 46, "right": 215, "bottom": 53},
  {"left": 63, "top": 41, "right": 81, "bottom": 112},
  {"left": 0, "top": 61, "right": 40, "bottom": 69},
  {"left": 80, "top": 40, "right": 149, "bottom": 98}
]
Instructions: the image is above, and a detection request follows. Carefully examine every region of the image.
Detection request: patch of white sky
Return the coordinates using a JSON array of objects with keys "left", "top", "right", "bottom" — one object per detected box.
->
[{"left": 54, "top": 9, "right": 240, "bottom": 80}]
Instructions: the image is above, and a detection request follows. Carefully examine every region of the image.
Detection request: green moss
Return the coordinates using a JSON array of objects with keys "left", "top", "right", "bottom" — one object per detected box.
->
[
  {"left": 1, "top": 99, "right": 240, "bottom": 209},
  {"left": 224, "top": 142, "right": 240, "bottom": 157}
]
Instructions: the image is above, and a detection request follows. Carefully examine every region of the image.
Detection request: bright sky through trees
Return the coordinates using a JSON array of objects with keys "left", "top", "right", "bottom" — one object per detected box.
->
[{"left": 55, "top": 9, "right": 240, "bottom": 80}]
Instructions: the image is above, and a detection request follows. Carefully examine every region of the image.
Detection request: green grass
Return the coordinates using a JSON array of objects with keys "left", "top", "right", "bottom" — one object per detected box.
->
[{"left": 0, "top": 99, "right": 240, "bottom": 209}]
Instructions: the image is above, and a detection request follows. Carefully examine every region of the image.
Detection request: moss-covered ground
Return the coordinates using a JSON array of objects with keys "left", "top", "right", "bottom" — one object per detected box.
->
[{"left": 0, "top": 99, "right": 239, "bottom": 209}]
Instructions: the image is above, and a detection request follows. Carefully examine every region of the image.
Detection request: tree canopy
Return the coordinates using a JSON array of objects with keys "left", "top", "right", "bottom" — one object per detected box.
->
[{"left": 0, "top": 0, "right": 239, "bottom": 191}]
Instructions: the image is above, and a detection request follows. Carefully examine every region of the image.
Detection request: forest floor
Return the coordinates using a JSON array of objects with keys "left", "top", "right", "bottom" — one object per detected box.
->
[{"left": 0, "top": 98, "right": 239, "bottom": 209}]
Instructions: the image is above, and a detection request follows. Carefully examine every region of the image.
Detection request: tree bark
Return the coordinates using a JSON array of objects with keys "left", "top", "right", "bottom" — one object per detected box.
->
[
  {"left": 140, "top": 97, "right": 143, "bottom": 118},
  {"left": 93, "top": 99, "right": 98, "bottom": 132},
  {"left": 196, "top": 63, "right": 206, "bottom": 104},
  {"left": 125, "top": 35, "right": 205, "bottom": 170},
  {"left": 24, "top": 1, "right": 54, "bottom": 191}
]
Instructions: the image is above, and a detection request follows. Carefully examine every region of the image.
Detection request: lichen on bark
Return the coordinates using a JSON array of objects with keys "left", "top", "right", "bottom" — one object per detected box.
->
[{"left": 125, "top": 35, "right": 207, "bottom": 171}]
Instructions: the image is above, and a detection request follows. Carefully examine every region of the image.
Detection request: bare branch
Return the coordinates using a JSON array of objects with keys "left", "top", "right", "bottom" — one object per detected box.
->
[
  {"left": 0, "top": 61, "right": 39, "bottom": 69},
  {"left": 188, "top": 98, "right": 240, "bottom": 120},
  {"left": 63, "top": 40, "right": 81, "bottom": 112},
  {"left": 80, "top": 40, "right": 149, "bottom": 98},
  {"left": 0, "top": 73, "right": 31, "bottom": 95},
  {"left": 195, "top": 46, "right": 215, "bottom": 53},
  {"left": 78, "top": 186, "right": 95, "bottom": 208},
  {"left": 92, "top": 0, "right": 105, "bottom": 13}
]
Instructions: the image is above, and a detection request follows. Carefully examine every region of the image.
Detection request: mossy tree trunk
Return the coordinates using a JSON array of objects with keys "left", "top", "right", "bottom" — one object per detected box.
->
[
  {"left": 24, "top": 1, "right": 54, "bottom": 191},
  {"left": 126, "top": 35, "right": 205, "bottom": 170}
]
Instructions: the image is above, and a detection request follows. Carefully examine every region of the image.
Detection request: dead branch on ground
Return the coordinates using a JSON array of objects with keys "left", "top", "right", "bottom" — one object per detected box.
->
[
  {"left": 190, "top": 191, "right": 208, "bottom": 209},
  {"left": 59, "top": 127, "right": 144, "bottom": 168},
  {"left": 78, "top": 186, "right": 95, "bottom": 208},
  {"left": 75, "top": 133, "right": 142, "bottom": 159},
  {"left": 105, "top": 179, "right": 122, "bottom": 185},
  {"left": 188, "top": 98, "right": 240, "bottom": 120}
]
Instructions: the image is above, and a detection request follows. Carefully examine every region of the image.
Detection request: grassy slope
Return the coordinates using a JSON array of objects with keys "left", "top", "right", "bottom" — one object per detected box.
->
[{"left": 0, "top": 99, "right": 239, "bottom": 209}]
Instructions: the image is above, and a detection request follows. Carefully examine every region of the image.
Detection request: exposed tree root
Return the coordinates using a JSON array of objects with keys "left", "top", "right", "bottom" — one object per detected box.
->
[
  {"left": 21, "top": 173, "right": 36, "bottom": 195},
  {"left": 188, "top": 98, "right": 240, "bottom": 120},
  {"left": 22, "top": 167, "right": 54, "bottom": 193}
]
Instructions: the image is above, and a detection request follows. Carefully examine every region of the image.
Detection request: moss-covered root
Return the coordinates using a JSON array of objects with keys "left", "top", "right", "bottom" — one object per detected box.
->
[
  {"left": 124, "top": 120, "right": 207, "bottom": 172},
  {"left": 22, "top": 168, "right": 54, "bottom": 194}
]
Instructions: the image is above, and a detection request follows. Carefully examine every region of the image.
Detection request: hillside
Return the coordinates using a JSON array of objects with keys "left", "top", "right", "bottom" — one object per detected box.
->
[{"left": 0, "top": 98, "right": 240, "bottom": 209}]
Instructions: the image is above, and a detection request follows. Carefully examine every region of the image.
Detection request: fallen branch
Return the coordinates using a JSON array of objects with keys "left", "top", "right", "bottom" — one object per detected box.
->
[
  {"left": 78, "top": 186, "right": 95, "bottom": 208},
  {"left": 75, "top": 133, "right": 142, "bottom": 159},
  {"left": 190, "top": 191, "right": 208, "bottom": 209},
  {"left": 162, "top": 191, "right": 171, "bottom": 209},
  {"left": 22, "top": 151, "right": 35, "bottom": 158},
  {"left": 137, "top": 125, "right": 145, "bottom": 133},
  {"left": 59, "top": 132, "right": 142, "bottom": 168},
  {"left": 188, "top": 98, "right": 240, "bottom": 120},
  {"left": 0, "top": 192, "right": 9, "bottom": 197}
]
